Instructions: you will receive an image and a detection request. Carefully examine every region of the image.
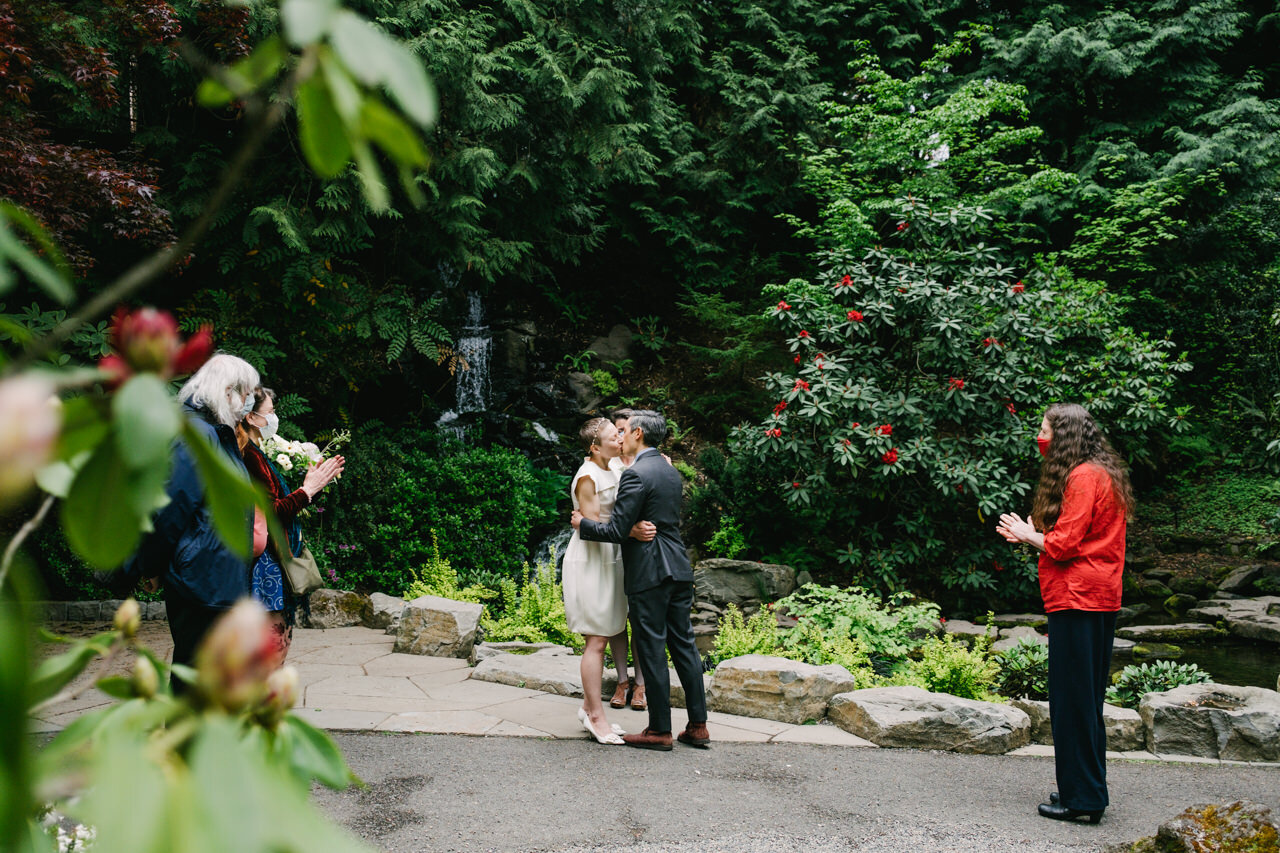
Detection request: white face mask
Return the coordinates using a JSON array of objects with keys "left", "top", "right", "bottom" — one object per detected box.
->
[
  {"left": 258, "top": 412, "right": 279, "bottom": 441},
  {"left": 238, "top": 392, "right": 255, "bottom": 417}
]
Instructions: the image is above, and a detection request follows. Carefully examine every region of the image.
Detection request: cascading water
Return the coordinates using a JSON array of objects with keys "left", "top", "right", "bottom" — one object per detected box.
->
[{"left": 455, "top": 291, "right": 490, "bottom": 413}]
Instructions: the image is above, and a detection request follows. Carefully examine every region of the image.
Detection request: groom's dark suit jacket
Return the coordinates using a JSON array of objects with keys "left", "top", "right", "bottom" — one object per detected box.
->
[{"left": 578, "top": 448, "right": 693, "bottom": 595}]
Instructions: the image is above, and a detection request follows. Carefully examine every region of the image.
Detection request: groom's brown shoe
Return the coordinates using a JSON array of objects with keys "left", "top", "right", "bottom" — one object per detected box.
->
[
  {"left": 677, "top": 722, "right": 711, "bottom": 748},
  {"left": 622, "top": 728, "right": 673, "bottom": 751}
]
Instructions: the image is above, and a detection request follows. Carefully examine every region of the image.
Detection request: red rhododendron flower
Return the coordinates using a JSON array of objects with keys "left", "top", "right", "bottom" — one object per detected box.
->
[
  {"left": 850, "top": 422, "right": 861, "bottom": 429},
  {"left": 994, "top": 561, "right": 1006, "bottom": 572},
  {"left": 777, "top": 300, "right": 791, "bottom": 311},
  {"left": 948, "top": 377, "right": 965, "bottom": 390},
  {"left": 839, "top": 274, "right": 853, "bottom": 288},
  {"left": 1006, "top": 402, "right": 1017, "bottom": 415},
  {"left": 773, "top": 401, "right": 787, "bottom": 415},
  {"left": 896, "top": 222, "right": 908, "bottom": 232},
  {"left": 792, "top": 481, "right": 802, "bottom": 488},
  {"left": 113, "top": 306, "right": 180, "bottom": 374},
  {"left": 798, "top": 330, "right": 810, "bottom": 338},
  {"left": 882, "top": 448, "right": 899, "bottom": 465},
  {"left": 174, "top": 325, "right": 214, "bottom": 375},
  {"left": 842, "top": 438, "right": 851, "bottom": 446},
  {"left": 794, "top": 379, "right": 810, "bottom": 392},
  {"left": 847, "top": 310, "right": 864, "bottom": 322},
  {"left": 982, "top": 337, "right": 999, "bottom": 348},
  {"left": 875, "top": 424, "right": 892, "bottom": 435},
  {"left": 96, "top": 353, "right": 132, "bottom": 389},
  {"left": 1012, "top": 281, "right": 1025, "bottom": 294},
  {"left": 793, "top": 354, "right": 801, "bottom": 364}
]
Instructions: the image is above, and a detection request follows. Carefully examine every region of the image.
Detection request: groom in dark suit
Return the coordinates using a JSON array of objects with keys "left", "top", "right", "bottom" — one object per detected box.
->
[{"left": 571, "top": 410, "right": 710, "bottom": 751}]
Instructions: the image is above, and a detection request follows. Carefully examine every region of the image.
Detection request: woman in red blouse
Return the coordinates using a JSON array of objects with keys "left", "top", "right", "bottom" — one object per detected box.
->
[
  {"left": 997, "top": 403, "right": 1133, "bottom": 825},
  {"left": 239, "top": 388, "right": 344, "bottom": 667}
]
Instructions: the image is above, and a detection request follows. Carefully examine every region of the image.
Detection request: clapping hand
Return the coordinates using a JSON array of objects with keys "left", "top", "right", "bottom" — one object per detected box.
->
[
  {"left": 996, "top": 512, "right": 1033, "bottom": 544},
  {"left": 302, "top": 454, "right": 345, "bottom": 499}
]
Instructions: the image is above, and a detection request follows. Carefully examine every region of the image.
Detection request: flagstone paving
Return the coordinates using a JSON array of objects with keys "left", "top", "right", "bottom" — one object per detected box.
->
[{"left": 29, "top": 623, "right": 1280, "bottom": 766}]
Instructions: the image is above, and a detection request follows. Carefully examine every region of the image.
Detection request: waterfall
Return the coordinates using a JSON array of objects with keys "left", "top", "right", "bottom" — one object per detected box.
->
[
  {"left": 533, "top": 527, "right": 574, "bottom": 579},
  {"left": 456, "top": 291, "right": 490, "bottom": 413}
]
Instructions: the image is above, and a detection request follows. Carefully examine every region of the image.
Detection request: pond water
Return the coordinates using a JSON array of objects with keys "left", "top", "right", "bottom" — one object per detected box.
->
[{"left": 1123, "top": 639, "right": 1280, "bottom": 690}]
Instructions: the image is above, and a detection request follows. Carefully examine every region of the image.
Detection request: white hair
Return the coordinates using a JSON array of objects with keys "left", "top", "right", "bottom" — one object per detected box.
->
[{"left": 177, "top": 353, "right": 261, "bottom": 427}]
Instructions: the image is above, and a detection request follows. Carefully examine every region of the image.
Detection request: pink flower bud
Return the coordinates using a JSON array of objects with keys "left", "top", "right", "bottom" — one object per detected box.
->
[
  {"left": 256, "top": 665, "right": 300, "bottom": 728},
  {"left": 0, "top": 375, "right": 60, "bottom": 506},
  {"left": 113, "top": 598, "right": 141, "bottom": 638},
  {"left": 196, "top": 599, "right": 277, "bottom": 712},
  {"left": 112, "top": 307, "right": 180, "bottom": 374}
]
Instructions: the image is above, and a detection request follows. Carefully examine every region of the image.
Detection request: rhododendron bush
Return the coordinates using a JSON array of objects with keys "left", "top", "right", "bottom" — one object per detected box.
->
[{"left": 732, "top": 198, "right": 1191, "bottom": 599}]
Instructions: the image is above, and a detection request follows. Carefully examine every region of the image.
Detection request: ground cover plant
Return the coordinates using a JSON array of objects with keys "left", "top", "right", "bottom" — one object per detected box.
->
[
  {"left": 1106, "top": 660, "right": 1214, "bottom": 709},
  {"left": 994, "top": 636, "right": 1049, "bottom": 701}
]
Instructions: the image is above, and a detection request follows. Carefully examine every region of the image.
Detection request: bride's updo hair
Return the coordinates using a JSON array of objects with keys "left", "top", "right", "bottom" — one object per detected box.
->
[{"left": 578, "top": 417, "right": 610, "bottom": 452}]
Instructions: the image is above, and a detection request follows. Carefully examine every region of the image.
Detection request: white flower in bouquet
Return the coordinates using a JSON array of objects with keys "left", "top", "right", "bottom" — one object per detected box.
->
[{"left": 275, "top": 453, "right": 293, "bottom": 472}]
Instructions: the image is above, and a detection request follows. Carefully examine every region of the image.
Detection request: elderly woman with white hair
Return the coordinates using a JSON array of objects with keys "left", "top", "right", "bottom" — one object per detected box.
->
[{"left": 124, "top": 353, "right": 261, "bottom": 689}]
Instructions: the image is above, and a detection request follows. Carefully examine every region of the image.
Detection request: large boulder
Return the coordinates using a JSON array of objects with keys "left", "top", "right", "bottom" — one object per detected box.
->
[
  {"left": 1140, "top": 684, "right": 1280, "bottom": 761},
  {"left": 827, "top": 686, "right": 1030, "bottom": 754},
  {"left": 941, "top": 619, "right": 990, "bottom": 644},
  {"left": 1008, "top": 700, "right": 1143, "bottom": 751},
  {"left": 306, "top": 589, "right": 372, "bottom": 628},
  {"left": 694, "top": 559, "right": 798, "bottom": 610},
  {"left": 708, "top": 655, "right": 859, "bottom": 724},
  {"left": 1187, "top": 596, "right": 1280, "bottom": 644},
  {"left": 471, "top": 647, "right": 585, "bottom": 696},
  {"left": 365, "top": 592, "right": 405, "bottom": 632},
  {"left": 1217, "top": 564, "right": 1268, "bottom": 594},
  {"left": 1154, "top": 801, "right": 1280, "bottom": 852},
  {"left": 393, "top": 595, "right": 484, "bottom": 662},
  {"left": 587, "top": 323, "right": 633, "bottom": 364}
]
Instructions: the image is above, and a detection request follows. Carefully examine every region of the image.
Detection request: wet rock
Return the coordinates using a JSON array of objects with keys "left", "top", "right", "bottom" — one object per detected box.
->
[
  {"left": 991, "top": 632, "right": 1046, "bottom": 653},
  {"left": 393, "top": 595, "right": 483, "bottom": 662},
  {"left": 565, "top": 372, "right": 601, "bottom": 414},
  {"left": 942, "top": 619, "right": 991, "bottom": 644},
  {"left": 1140, "top": 684, "right": 1280, "bottom": 761},
  {"left": 1131, "top": 642, "right": 1184, "bottom": 660},
  {"left": 997, "top": 625, "right": 1043, "bottom": 640},
  {"left": 587, "top": 324, "right": 633, "bottom": 364},
  {"left": 708, "top": 655, "right": 859, "bottom": 724},
  {"left": 1143, "top": 569, "right": 1173, "bottom": 583},
  {"left": 1139, "top": 579, "right": 1174, "bottom": 600},
  {"left": 989, "top": 613, "right": 1048, "bottom": 629},
  {"left": 306, "top": 589, "right": 372, "bottom": 629},
  {"left": 828, "top": 686, "right": 1030, "bottom": 754},
  {"left": 1162, "top": 593, "right": 1199, "bottom": 618},
  {"left": 1169, "top": 575, "right": 1210, "bottom": 597},
  {"left": 1188, "top": 596, "right": 1280, "bottom": 644},
  {"left": 1112, "top": 636, "right": 1136, "bottom": 656},
  {"left": 1218, "top": 564, "right": 1267, "bottom": 594},
  {"left": 1116, "top": 623, "right": 1227, "bottom": 643},
  {"left": 1115, "top": 603, "right": 1151, "bottom": 627}
]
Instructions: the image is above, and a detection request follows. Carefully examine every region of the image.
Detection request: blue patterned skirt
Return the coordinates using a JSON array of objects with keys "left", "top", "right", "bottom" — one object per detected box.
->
[{"left": 251, "top": 550, "right": 286, "bottom": 612}]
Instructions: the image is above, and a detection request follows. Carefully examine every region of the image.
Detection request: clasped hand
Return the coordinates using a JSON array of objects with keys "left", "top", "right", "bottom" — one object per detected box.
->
[{"left": 570, "top": 509, "right": 656, "bottom": 542}]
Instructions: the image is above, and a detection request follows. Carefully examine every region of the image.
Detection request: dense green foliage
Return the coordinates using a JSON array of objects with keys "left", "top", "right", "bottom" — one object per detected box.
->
[
  {"left": 8, "top": 0, "right": 1280, "bottom": 604},
  {"left": 994, "top": 636, "right": 1050, "bottom": 701},
  {"left": 1106, "top": 659, "right": 1214, "bottom": 709},
  {"left": 310, "top": 427, "right": 563, "bottom": 592},
  {"left": 894, "top": 633, "right": 1002, "bottom": 702}
]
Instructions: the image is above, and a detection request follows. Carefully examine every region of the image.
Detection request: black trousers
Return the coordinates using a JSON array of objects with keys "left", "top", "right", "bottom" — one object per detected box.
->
[
  {"left": 1047, "top": 609, "right": 1117, "bottom": 812},
  {"left": 165, "top": 590, "right": 223, "bottom": 694},
  {"left": 627, "top": 579, "right": 707, "bottom": 733}
]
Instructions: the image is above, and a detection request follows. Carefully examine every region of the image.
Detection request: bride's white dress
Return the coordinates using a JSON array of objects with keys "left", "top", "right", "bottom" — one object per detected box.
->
[{"left": 562, "top": 459, "right": 627, "bottom": 636}]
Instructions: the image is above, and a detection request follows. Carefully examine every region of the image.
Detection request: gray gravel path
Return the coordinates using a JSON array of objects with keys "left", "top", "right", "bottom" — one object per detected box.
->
[{"left": 318, "top": 733, "right": 1280, "bottom": 852}]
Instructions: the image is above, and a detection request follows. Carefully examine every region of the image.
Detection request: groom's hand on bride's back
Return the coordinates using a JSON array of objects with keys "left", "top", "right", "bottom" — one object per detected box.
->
[{"left": 629, "top": 521, "right": 656, "bottom": 542}]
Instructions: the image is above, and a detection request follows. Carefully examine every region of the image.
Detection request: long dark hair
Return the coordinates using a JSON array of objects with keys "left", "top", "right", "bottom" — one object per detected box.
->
[{"left": 1030, "top": 403, "right": 1134, "bottom": 531}]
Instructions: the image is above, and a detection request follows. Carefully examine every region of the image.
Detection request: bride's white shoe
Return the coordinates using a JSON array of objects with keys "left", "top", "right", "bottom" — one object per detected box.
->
[{"left": 577, "top": 707, "right": 624, "bottom": 744}]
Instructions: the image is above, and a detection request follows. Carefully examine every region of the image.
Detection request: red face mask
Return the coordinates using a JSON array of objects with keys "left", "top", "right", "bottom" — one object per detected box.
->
[{"left": 1037, "top": 437, "right": 1051, "bottom": 457}]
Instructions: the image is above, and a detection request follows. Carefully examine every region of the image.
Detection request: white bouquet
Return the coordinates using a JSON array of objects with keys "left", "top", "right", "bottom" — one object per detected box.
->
[{"left": 262, "top": 429, "right": 349, "bottom": 481}]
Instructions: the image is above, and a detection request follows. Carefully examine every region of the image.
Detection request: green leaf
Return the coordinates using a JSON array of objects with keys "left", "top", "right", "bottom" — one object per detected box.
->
[
  {"left": 34, "top": 452, "right": 86, "bottom": 499},
  {"left": 55, "top": 397, "right": 109, "bottom": 459},
  {"left": 181, "top": 421, "right": 254, "bottom": 558},
  {"left": 329, "top": 12, "right": 435, "bottom": 127},
  {"left": 297, "top": 77, "right": 352, "bottom": 179},
  {"left": 361, "top": 99, "right": 428, "bottom": 169},
  {"left": 280, "top": 0, "right": 339, "bottom": 48},
  {"left": 113, "top": 374, "right": 182, "bottom": 469},
  {"left": 195, "top": 77, "right": 236, "bottom": 108},
  {"left": 62, "top": 439, "right": 144, "bottom": 570},
  {"left": 30, "top": 635, "right": 116, "bottom": 705},
  {"left": 0, "top": 201, "right": 72, "bottom": 303},
  {"left": 94, "top": 676, "right": 135, "bottom": 699},
  {"left": 350, "top": 140, "right": 389, "bottom": 211},
  {"left": 278, "top": 715, "right": 358, "bottom": 789}
]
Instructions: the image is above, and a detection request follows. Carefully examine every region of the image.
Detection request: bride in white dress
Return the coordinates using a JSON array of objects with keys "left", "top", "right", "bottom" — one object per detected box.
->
[{"left": 563, "top": 416, "right": 652, "bottom": 744}]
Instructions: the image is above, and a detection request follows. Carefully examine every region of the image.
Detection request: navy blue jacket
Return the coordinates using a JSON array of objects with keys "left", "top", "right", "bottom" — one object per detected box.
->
[{"left": 124, "top": 403, "right": 253, "bottom": 609}]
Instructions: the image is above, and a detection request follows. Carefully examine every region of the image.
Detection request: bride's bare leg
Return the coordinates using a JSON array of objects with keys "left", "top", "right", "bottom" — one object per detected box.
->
[
  {"left": 580, "top": 635, "right": 610, "bottom": 728},
  {"left": 630, "top": 622, "right": 644, "bottom": 686}
]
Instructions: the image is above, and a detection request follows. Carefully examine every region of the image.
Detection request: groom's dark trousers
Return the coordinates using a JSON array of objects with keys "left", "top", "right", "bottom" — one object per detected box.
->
[{"left": 578, "top": 448, "right": 707, "bottom": 733}]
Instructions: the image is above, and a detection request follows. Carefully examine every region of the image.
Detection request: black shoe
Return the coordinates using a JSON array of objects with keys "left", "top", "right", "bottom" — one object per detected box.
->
[
  {"left": 1038, "top": 803, "right": 1103, "bottom": 824},
  {"left": 1049, "top": 791, "right": 1059, "bottom": 805}
]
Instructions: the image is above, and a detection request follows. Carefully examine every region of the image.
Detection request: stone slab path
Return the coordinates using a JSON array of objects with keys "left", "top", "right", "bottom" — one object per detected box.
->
[{"left": 29, "top": 624, "right": 1280, "bottom": 768}]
